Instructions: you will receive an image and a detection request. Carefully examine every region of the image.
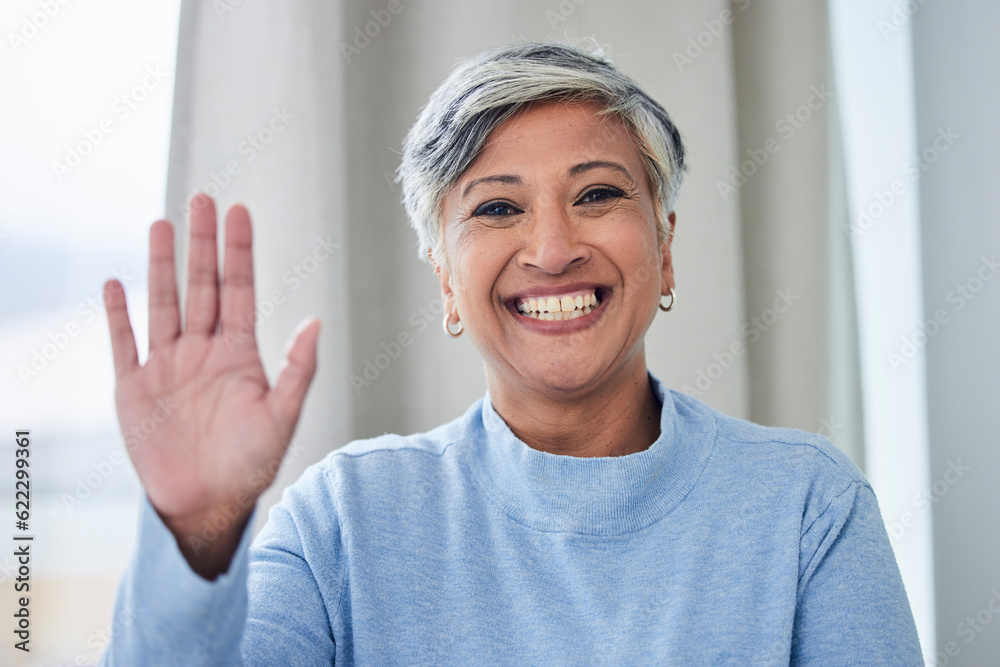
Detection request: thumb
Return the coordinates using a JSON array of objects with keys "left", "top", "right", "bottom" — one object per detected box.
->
[{"left": 268, "top": 317, "right": 321, "bottom": 433}]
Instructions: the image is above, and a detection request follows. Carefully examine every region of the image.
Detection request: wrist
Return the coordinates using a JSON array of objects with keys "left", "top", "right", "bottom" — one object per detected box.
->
[{"left": 157, "top": 500, "right": 257, "bottom": 581}]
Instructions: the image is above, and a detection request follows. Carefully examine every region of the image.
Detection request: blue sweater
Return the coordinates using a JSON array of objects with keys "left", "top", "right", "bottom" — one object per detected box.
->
[{"left": 101, "top": 372, "right": 922, "bottom": 665}]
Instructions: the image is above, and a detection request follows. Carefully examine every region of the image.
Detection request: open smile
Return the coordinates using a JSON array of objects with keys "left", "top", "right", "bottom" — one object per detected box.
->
[{"left": 505, "top": 285, "right": 609, "bottom": 330}]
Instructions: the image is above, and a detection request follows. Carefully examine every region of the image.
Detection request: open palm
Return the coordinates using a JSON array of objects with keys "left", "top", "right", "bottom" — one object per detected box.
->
[{"left": 103, "top": 195, "right": 319, "bottom": 569}]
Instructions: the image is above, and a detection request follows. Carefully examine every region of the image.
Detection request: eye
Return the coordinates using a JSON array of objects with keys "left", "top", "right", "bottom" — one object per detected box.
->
[
  {"left": 577, "top": 186, "right": 626, "bottom": 205},
  {"left": 473, "top": 200, "right": 522, "bottom": 217}
]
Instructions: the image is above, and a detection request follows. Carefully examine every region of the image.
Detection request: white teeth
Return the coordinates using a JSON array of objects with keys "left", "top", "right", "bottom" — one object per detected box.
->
[
  {"left": 569, "top": 309, "right": 583, "bottom": 319},
  {"left": 543, "top": 312, "right": 555, "bottom": 321},
  {"left": 583, "top": 306, "right": 592, "bottom": 314},
  {"left": 516, "top": 289, "right": 600, "bottom": 316}
]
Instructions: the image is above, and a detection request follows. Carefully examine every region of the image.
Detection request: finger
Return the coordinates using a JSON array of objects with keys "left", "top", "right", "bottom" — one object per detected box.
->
[
  {"left": 148, "top": 219, "right": 181, "bottom": 351},
  {"left": 219, "top": 204, "right": 256, "bottom": 345},
  {"left": 184, "top": 194, "right": 220, "bottom": 335},
  {"left": 267, "top": 318, "right": 321, "bottom": 432},
  {"left": 103, "top": 279, "right": 139, "bottom": 379}
]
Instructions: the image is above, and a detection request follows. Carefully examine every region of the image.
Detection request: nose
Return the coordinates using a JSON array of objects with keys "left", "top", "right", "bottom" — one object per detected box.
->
[{"left": 516, "top": 203, "right": 590, "bottom": 274}]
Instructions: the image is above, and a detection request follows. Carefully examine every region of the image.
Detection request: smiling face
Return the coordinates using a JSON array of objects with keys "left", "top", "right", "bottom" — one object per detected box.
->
[{"left": 437, "top": 99, "right": 676, "bottom": 401}]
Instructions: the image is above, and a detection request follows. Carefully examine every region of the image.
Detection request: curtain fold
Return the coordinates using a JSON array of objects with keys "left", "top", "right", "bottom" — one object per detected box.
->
[{"left": 730, "top": 0, "right": 864, "bottom": 466}]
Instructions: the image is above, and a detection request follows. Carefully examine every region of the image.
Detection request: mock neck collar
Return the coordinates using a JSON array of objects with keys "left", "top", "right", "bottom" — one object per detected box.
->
[{"left": 462, "top": 371, "right": 716, "bottom": 535}]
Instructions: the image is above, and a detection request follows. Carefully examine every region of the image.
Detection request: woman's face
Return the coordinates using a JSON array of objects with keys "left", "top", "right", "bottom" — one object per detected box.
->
[{"left": 437, "top": 99, "right": 675, "bottom": 399}]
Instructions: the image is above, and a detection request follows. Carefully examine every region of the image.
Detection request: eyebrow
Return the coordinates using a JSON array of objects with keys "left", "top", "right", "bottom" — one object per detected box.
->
[
  {"left": 461, "top": 160, "right": 635, "bottom": 200},
  {"left": 568, "top": 160, "right": 635, "bottom": 185},
  {"left": 461, "top": 174, "right": 522, "bottom": 199}
]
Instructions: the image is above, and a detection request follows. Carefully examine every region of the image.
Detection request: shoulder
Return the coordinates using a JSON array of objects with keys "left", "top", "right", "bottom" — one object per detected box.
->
[
  {"left": 303, "top": 400, "right": 476, "bottom": 494},
  {"left": 670, "top": 390, "right": 865, "bottom": 487},
  {"left": 261, "top": 403, "right": 477, "bottom": 538},
  {"left": 665, "top": 390, "right": 871, "bottom": 533}
]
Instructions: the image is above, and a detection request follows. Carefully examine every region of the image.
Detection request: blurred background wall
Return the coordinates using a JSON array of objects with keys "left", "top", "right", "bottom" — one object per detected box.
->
[
  {"left": 1, "top": 0, "right": 997, "bottom": 664},
  {"left": 911, "top": 2, "right": 1000, "bottom": 665}
]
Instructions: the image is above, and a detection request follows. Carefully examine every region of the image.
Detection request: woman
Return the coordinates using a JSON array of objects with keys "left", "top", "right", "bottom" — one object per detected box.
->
[{"left": 101, "top": 42, "right": 921, "bottom": 664}]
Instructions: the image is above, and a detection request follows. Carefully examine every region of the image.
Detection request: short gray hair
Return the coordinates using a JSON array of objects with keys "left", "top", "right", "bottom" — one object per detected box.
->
[{"left": 397, "top": 40, "right": 687, "bottom": 264}]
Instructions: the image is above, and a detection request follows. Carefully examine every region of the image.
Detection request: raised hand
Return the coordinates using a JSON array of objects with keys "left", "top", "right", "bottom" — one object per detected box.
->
[{"left": 103, "top": 194, "right": 320, "bottom": 579}]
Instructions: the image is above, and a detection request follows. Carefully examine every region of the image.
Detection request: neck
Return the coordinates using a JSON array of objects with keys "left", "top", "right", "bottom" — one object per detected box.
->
[{"left": 486, "top": 356, "right": 661, "bottom": 458}]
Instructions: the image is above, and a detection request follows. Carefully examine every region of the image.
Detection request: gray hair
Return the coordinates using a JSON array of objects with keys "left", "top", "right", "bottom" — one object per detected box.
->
[{"left": 397, "top": 40, "right": 687, "bottom": 264}]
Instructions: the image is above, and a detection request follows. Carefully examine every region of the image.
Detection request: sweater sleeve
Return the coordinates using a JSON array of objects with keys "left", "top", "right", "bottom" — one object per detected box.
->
[
  {"left": 98, "top": 492, "right": 256, "bottom": 666},
  {"left": 99, "top": 461, "right": 341, "bottom": 666},
  {"left": 791, "top": 480, "right": 923, "bottom": 665}
]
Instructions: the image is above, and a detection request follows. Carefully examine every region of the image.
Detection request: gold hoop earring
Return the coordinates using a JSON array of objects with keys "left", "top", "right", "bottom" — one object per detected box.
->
[
  {"left": 443, "top": 314, "right": 463, "bottom": 337},
  {"left": 659, "top": 288, "right": 676, "bottom": 312}
]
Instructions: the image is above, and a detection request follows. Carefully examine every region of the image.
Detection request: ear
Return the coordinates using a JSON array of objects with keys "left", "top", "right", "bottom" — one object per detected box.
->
[
  {"left": 431, "top": 249, "right": 459, "bottom": 326},
  {"left": 660, "top": 211, "right": 676, "bottom": 296}
]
